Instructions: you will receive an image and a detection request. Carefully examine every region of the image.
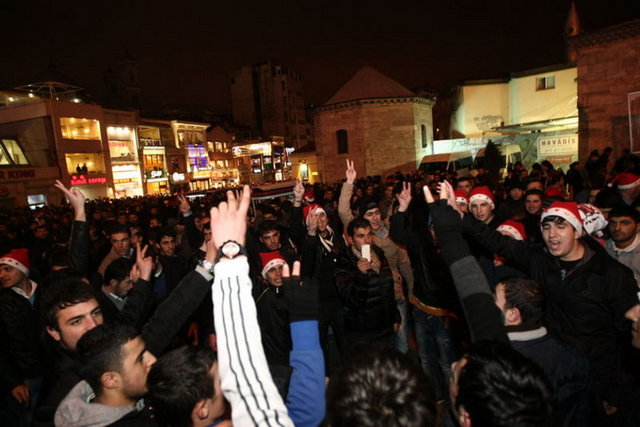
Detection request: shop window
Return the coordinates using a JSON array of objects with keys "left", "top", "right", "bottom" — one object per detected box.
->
[
  {"left": 0, "top": 138, "right": 29, "bottom": 166},
  {"left": 536, "top": 75, "right": 555, "bottom": 91},
  {"left": 60, "top": 118, "right": 101, "bottom": 140},
  {"left": 336, "top": 129, "right": 348, "bottom": 154}
]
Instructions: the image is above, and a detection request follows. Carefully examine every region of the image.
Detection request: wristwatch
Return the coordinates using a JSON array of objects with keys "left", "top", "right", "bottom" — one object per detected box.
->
[
  {"left": 215, "top": 240, "right": 247, "bottom": 262},
  {"left": 200, "top": 259, "right": 216, "bottom": 274}
]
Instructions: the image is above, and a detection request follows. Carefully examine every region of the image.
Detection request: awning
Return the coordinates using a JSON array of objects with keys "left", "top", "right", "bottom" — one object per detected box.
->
[{"left": 491, "top": 116, "right": 578, "bottom": 134}]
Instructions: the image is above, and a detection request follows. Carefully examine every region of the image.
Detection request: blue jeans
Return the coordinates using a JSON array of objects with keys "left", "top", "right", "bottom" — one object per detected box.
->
[
  {"left": 412, "top": 307, "right": 456, "bottom": 402},
  {"left": 393, "top": 298, "right": 410, "bottom": 354}
]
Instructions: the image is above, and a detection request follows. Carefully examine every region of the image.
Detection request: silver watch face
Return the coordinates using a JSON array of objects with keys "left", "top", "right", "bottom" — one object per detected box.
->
[{"left": 222, "top": 241, "right": 240, "bottom": 258}]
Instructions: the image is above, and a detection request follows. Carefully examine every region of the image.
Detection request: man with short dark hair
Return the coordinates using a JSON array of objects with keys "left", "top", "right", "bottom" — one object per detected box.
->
[
  {"left": 146, "top": 346, "right": 224, "bottom": 427},
  {"left": 338, "top": 160, "right": 413, "bottom": 353},
  {"left": 154, "top": 227, "right": 189, "bottom": 299},
  {"left": 335, "top": 217, "right": 398, "bottom": 347},
  {"left": 606, "top": 205, "right": 640, "bottom": 287},
  {"left": 98, "top": 224, "right": 133, "bottom": 276},
  {"left": 494, "top": 277, "right": 590, "bottom": 424},
  {"left": 99, "top": 257, "right": 136, "bottom": 320},
  {"left": 456, "top": 177, "right": 473, "bottom": 197},
  {"left": 54, "top": 323, "right": 157, "bottom": 426},
  {"left": 452, "top": 340, "right": 554, "bottom": 427},
  {"left": 326, "top": 344, "right": 435, "bottom": 426},
  {"left": 463, "top": 198, "right": 639, "bottom": 422}
]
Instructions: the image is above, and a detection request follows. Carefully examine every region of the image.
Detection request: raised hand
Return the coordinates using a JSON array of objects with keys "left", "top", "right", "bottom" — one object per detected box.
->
[
  {"left": 210, "top": 185, "right": 251, "bottom": 250},
  {"left": 396, "top": 181, "right": 412, "bottom": 212},
  {"left": 438, "top": 180, "right": 463, "bottom": 218},
  {"left": 177, "top": 193, "right": 191, "bottom": 215},
  {"left": 54, "top": 180, "right": 86, "bottom": 221},
  {"left": 345, "top": 159, "right": 357, "bottom": 184},
  {"left": 293, "top": 180, "right": 305, "bottom": 202},
  {"left": 282, "top": 261, "right": 319, "bottom": 322},
  {"left": 307, "top": 210, "right": 319, "bottom": 235},
  {"left": 135, "top": 243, "right": 154, "bottom": 281}
]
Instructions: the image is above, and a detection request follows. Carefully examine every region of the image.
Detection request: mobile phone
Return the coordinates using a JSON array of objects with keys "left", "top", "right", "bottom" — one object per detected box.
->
[{"left": 361, "top": 244, "right": 371, "bottom": 261}]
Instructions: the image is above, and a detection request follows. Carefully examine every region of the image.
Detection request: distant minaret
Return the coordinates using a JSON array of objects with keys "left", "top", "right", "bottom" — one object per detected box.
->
[{"left": 564, "top": 0, "right": 582, "bottom": 62}]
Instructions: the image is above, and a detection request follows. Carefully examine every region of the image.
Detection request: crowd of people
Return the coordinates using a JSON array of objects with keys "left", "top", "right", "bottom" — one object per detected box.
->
[{"left": 0, "top": 147, "right": 639, "bottom": 426}]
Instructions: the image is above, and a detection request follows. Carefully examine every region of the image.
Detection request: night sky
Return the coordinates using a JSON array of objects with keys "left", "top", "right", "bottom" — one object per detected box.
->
[{"left": 2, "top": 0, "right": 639, "bottom": 116}]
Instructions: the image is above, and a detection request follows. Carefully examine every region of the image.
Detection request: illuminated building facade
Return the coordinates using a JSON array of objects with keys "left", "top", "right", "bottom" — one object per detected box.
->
[
  {"left": 207, "top": 125, "right": 239, "bottom": 188},
  {"left": 232, "top": 137, "right": 291, "bottom": 184},
  {"left": 138, "top": 119, "right": 174, "bottom": 195},
  {"left": 104, "top": 109, "right": 144, "bottom": 198}
]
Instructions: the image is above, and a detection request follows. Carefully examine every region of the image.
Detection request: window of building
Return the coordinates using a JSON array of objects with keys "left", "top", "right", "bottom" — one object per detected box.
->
[
  {"left": 0, "top": 138, "right": 29, "bottom": 166},
  {"left": 336, "top": 129, "right": 349, "bottom": 154},
  {"left": 421, "top": 124, "right": 428, "bottom": 148},
  {"left": 107, "top": 126, "right": 137, "bottom": 163},
  {"left": 60, "top": 118, "right": 101, "bottom": 140},
  {"left": 536, "top": 75, "right": 556, "bottom": 91},
  {"left": 65, "top": 153, "right": 105, "bottom": 175}
]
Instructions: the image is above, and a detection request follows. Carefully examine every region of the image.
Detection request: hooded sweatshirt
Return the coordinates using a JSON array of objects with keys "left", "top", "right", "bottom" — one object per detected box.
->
[{"left": 54, "top": 380, "right": 143, "bottom": 427}]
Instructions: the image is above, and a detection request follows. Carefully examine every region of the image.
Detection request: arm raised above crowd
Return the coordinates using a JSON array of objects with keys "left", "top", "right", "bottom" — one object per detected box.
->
[
  {"left": 210, "top": 186, "right": 294, "bottom": 427},
  {"left": 425, "top": 182, "right": 508, "bottom": 344},
  {"left": 55, "top": 180, "right": 89, "bottom": 275},
  {"left": 140, "top": 239, "right": 216, "bottom": 356},
  {"left": 281, "top": 262, "right": 326, "bottom": 427},
  {"left": 337, "top": 159, "right": 356, "bottom": 227}
]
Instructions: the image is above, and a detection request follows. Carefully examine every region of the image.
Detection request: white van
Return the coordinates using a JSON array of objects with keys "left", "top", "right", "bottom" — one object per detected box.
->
[
  {"left": 419, "top": 151, "right": 474, "bottom": 177},
  {"left": 472, "top": 144, "right": 522, "bottom": 177}
]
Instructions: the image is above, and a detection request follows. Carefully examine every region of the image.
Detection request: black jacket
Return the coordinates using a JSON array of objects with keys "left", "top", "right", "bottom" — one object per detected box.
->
[
  {"left": 335, "top": 245, "right": 397, "bottom": 338},
  {"left": 0, "top": 286, "right": 43, "bottom": 392},
  {"left": 464, "top": 215, "right": 638, "bottom": 405},
  {"left": 290, "top": 205, "right": 345, "bottom": 307},
  {"left": 389, "top": 210, "right": 453, "bottom": 310},
  {"left": 255, "top": 284, "right": 291, "bottom": 366}
]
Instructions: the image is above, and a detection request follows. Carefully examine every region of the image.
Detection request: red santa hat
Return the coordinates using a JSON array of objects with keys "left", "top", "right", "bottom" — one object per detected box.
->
[
  {"left": 303, "top": 203, "right": 326, "bottom": 227},
  {"left": 454, "top": 189, "right": 469, "bottom": 206},
  {"left": 540, "top": 201, "right": 583, "bottom": 233},
  {"left": 544, "top": 186, "right": 567, "bottom": 199},
  {"left": 608, "top": 173, "right": 640, "bottom": 190},
  {"left": 469, "top": 186, "right": 495, "bottom": 209},
  {"left": 259, "top": 251, "right": 286, "bottom": 279},
  {"left": 496, "top": 220, "right": 527, "bottom": 241},
  {"left": 0, "top": 248, "right": 30, "bottom": 276},
  {"left": 304, "top": 190, "right": 315, "bottom": 203}
]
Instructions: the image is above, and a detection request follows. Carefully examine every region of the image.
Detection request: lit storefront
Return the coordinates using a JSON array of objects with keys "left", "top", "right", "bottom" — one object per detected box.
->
[
  {"left": 207, "top": 138, "right": 239, "bottom": 188},
  {"left": 138, "top": 125, "right": 169, "bottom": 194},
  {"left": 232, "top": 139, "right": 291, "bottom": 184},
  {"left": 107, "top": 126, "right": 143, "bottom": 197},
  {"left": 187, "top": 144, "right": 213, "bottom": 192},
  {"left": 64, "top": 152, "right": 109, "bottom": 199}
]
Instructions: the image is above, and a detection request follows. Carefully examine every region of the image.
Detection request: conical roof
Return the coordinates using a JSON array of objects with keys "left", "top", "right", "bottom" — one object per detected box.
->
[{"left": 325, "top": 66, "right": 415, "bottom": 105}]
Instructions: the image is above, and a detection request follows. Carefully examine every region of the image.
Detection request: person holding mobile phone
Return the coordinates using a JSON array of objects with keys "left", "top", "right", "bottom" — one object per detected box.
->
[{"left": 335, "top": 217, "right": 399, "bottom": 348}]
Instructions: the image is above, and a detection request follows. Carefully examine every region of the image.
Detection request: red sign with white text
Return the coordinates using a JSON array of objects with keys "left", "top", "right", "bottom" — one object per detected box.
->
[{"left": 71, "top": 175, "right": 107, "bottom": 185}]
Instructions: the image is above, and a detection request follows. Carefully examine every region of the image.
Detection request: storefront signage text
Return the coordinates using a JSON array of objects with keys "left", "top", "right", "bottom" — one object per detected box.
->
[
  {"left": 0, "top": 169, "right": 36, "bottom": 180},
  {"left": 537, "top": 135, "right": 578, "bottom": 156},
  {"left": 71, "top": 175, "right": 107, "bottom": 185}
]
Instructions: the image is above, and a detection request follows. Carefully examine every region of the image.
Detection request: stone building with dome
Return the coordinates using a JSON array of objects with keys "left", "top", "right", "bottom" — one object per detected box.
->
[{"left": 313, "top": 66, "right": 435, "bottom": 183}]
